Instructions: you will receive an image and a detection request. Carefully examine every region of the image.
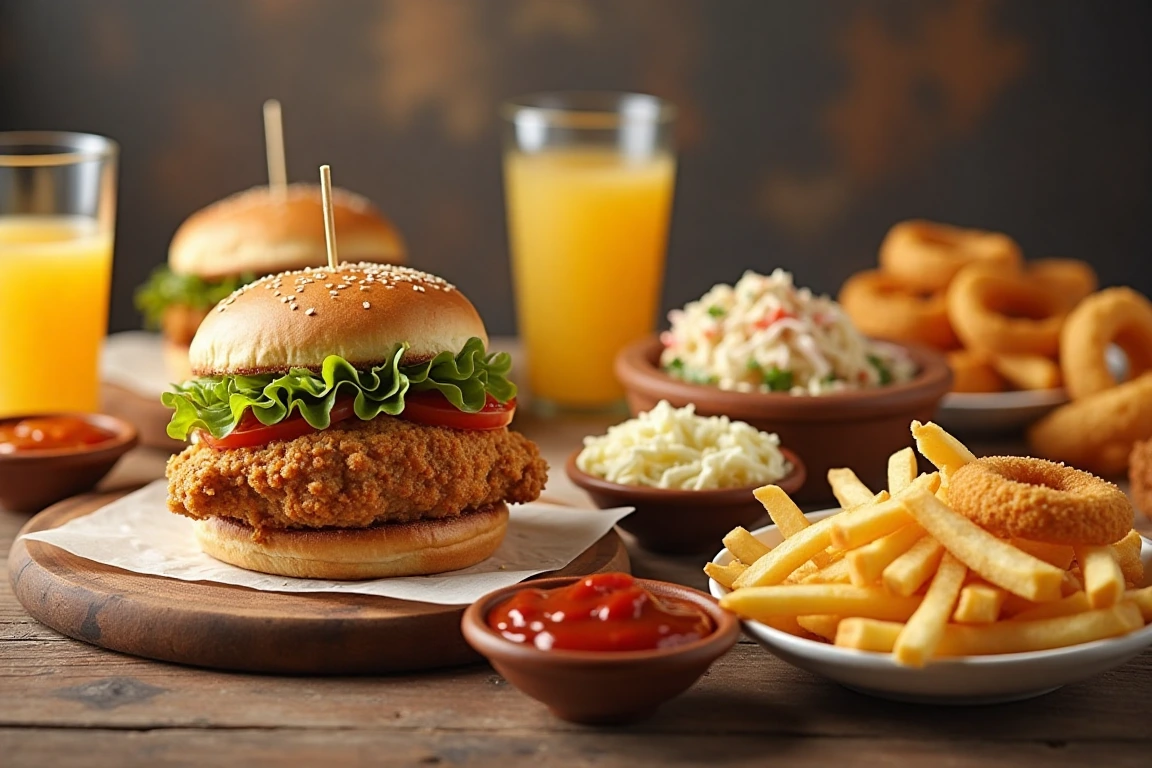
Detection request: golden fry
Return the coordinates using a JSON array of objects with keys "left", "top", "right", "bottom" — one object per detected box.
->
[
  {"left": 837, "top": 603, "right": 1143, "bottom": 656},
  {"left": 910, "top": 420, "right": 976, "bottom": 479},
  {"left": 720, "top": 584, "right": 922, "bottom": 622},
  {"left": 704, "top": 560, "right": 748, "bottom": 591},
  {"left": 899, "top": 488, "right": 1065, "bottom": 603},
  {"left": 785, "top": 561, "right": 821, "bottom": 584},
  {"left": 1011, "top": 591, "right": 1091, "bottom": 622},
  {"left": 882, "top": 536, "right": 945, "bottom": 598},
  {"left": 952, "top": 583, "right": 1005, "bottom": 624},
  {"left": 847, "top": 524, "right": 926, "bottom": 587},
  {"left": 732, "top": 515, "right": 837, "bottom": 589},
  {"left": 752, "top": 485, "right": 810, "bottom": 539},
  {"left": 759, "top": 614, "right": 809, "bottom": 637},
  {"left": 887, "top": 447, "right": 918, "bottom": 495},
  {"left": 1076, "top": 545, "right": 1125, "bottom": 608},
  {"left": 1010, "top": 539, "right": 1075, "bottom": 570},
  {"left": 894, "top": 553, "right": 968, "bottom": 667},
  {"left": 722, "top": 527, "right": 771, "bottom": 566},
  {"left": 1111, "top": 530, "right": 1145, "bottom": 587},
  {"left": 828, "top": 468, "right": 878, "bottom": 510},
  {"left": 796, "top": 614, "right": 841, "bottom": 641},
  {"left": 801, "top": 557, "right": 852, "bottom": 585},
  {"left": 1124, "top": 586, "right": 1152, "bottom": 621}
]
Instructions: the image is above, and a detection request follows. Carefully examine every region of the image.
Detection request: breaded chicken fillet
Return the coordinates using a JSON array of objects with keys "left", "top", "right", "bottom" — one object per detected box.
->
[{"left": 167, "top": 417, "right": 548, "bottom": 533}]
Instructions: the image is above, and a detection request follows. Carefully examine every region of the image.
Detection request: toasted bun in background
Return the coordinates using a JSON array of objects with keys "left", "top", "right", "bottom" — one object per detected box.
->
[
  {"left": 169, "top": 184, "right": 405, "bottom": 279},
  {"left": 189, "top": 263, "right": 487, "bottom": 375},
  {"left": 192, "top": 503, "right": 509, "bottom": 579}
]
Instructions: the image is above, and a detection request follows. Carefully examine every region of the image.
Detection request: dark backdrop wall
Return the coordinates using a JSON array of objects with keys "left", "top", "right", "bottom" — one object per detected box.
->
[{"left": 2, "top": 0, "right": 1150, "bottom": 335}]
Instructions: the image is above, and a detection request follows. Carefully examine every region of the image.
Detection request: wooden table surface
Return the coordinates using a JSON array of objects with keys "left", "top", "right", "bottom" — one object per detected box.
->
[{"left": 2, "top": 412, "right": 1150, "bottom": 767}]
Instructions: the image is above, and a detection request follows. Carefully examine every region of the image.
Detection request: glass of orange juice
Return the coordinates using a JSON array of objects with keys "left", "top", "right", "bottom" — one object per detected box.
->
[
  {"left": 503, "top": 92, "right": 676, "bottom": 413},
  {"left": 0, "top": 132, "right": 118, "bottom": 417}
]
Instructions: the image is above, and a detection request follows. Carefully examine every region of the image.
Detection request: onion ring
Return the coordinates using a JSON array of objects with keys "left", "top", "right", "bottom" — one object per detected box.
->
[
  {"left": 948, "top": 456, "right": 1133, "bottom": 545},
  {"left": 946, "top": 350, "right": 1004, "bottom": 393},
  {"left": 946, "top": 265, "right": 1066, "bottom": 357},
  {"left": 878, "top": 220, "right": 1022, "bottom": 293},
  {"left": 839, "top": 270, "right": 959, "bottom": 349},
  {"left": 1028, "top": 372, "right": 1152, "bottom": 476},
  {"left": 1060, "top": 287, "right": 1152, "bottom": 400},
  {"left": 991, "top": 354, "right": 1061, "bottom": 391},
  {"left": 1027, "top": 258, "right": 1098, "bottom": 312},
  {"left": 1129, "top": 438, "right": 1152, "bottom": 522}
]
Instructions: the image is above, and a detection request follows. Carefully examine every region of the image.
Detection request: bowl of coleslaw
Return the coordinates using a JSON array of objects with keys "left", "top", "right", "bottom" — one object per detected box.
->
[
  {"left": 615, "top": 270, "right": 951, "bottom": 503},
  {"left": 566, "top": 401, "right": 805, "bottom": 554}
]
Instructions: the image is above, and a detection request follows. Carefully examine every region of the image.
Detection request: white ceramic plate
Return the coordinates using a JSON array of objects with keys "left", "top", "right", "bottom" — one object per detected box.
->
[
  {"left": 708, "top": 509, "right": 1152, "bottom": 704},
  {"left": 934, "top": 388, "right": 1068, "bottom": 435}
]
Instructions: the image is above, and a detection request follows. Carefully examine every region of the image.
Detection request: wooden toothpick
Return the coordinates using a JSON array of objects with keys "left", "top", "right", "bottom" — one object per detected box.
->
[
  {"left": 319, "top": 164, "right": 339, "bottom": 270},
  {"left": 263, "top": 99, "right": 287, "bottom": 196}
]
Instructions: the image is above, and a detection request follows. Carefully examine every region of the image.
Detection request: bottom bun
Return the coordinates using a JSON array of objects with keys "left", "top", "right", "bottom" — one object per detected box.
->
[{"left": 193, "top": 503, "right": 509, "bottom": 579}]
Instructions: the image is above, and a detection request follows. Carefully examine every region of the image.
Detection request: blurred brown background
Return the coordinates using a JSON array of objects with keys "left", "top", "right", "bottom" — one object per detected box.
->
[{"left": 2, "top": 0, "right": 1149, "bottom": 335}]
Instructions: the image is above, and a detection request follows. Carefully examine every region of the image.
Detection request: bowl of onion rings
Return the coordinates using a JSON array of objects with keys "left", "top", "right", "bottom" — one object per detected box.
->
[{"left": 616, "top": 337, "right": 952, "bottom": 503}]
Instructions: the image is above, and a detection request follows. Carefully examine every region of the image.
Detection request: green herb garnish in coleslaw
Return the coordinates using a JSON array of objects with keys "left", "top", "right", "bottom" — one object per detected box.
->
[{"left": 660, "top": 269, "right": 915, "bottom": 396}]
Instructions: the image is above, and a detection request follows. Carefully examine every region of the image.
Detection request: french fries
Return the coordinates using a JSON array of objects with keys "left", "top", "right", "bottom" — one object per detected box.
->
[{"left": 707, "top": 422, "right": 1151, "bottom": 668}]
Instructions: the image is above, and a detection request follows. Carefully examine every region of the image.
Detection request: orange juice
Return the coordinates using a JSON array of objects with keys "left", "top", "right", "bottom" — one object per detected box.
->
[
  {"left": 505, "top": 149, "right": 675, "bottom": 407},
  {"left": 0, "top": 216, "right": 113, "bottom": 416}
]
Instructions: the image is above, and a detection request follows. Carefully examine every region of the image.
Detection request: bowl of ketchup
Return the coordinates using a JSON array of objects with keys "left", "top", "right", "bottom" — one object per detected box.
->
[
  {"left": 0, "top": 413, "right": 138, "bottom": 513},
  {"left": 461, "top": 572, "right": 739, "bottom": 725}
]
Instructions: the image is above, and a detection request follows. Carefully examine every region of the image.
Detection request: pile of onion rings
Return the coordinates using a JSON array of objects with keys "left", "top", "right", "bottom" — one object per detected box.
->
[
  {"left": 1028, "top": 288, "right": 1152, "bottom": 476},
  {"left": 839, "top": 219, "right": 1101, "bottom": 394}
]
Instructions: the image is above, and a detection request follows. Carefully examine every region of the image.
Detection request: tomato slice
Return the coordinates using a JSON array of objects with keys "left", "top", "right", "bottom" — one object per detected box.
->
[
  {"left": 399, "top": 392, "right": 516, "bottom": 431},
  {"left": 199, "top": 398, "right": 358, "bottom": 450}
]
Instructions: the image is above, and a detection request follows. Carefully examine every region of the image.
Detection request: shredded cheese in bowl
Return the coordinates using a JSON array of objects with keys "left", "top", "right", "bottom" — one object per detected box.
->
[
  {"left": 660, "top": 269, "right": 915, "bottom": 395},
  {"left": 575, "top": 400, "right": 791, "bottom": 490}
]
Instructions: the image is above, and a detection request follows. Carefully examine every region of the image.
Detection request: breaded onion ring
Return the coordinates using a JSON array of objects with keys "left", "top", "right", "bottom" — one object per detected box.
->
[
  {"left": 1028, "top": 372, "right": 1152, "bottom": 476},
  {"left": 1129, "top": 438, "right": 1152, "bottom": 522},
  {"left": 839, "top": 270, "right": 959, "bottom": 349},
  {"left": 878, "top": 220, "right": 1022, "bottom": 293},
  {"left": 1060, "top": 287, "right": 1152, "bottom": 400},
  {"left": 946, "top": 350, "right": 1004, "bottom": 393},
  {"left": 948, "top": 456, "right": 1133, "bottom": 545},
  {"left": 1027, "top": 258, "right": 1098, "bottom": 312},
  {"left": 946, "top": 265, "right": 1066, "bottom": 357},
  {"left": 991, "top": 354, "right": 1062, "bottom": 391}
]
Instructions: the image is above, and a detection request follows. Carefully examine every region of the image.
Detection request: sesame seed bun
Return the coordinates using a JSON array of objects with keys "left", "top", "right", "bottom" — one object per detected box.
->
[
  {"left": 169, "top": 184, "right": 405, "bottom": 280},
  {"left": 192, "top": 503, "right": 509, "bottom": 579},
  {"left": 188, "top": 263, "right": 488, "bottom": 375}
]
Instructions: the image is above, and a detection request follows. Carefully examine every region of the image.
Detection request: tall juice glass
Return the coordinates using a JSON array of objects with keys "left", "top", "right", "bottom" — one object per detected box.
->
[
  {"left": 0, "top": 132, "right": 118, "bottom": 417},
  {"left": 503, "top": 92, "right": 675, "bottom": 412}
]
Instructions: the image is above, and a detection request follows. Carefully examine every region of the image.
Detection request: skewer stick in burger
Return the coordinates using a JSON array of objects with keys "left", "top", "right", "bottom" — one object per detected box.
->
[{"left": 162, "top": 260, "right": 548, "bottom": 578}]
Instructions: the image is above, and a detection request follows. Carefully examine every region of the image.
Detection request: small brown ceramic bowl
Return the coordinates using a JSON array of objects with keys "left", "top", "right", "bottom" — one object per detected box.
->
[
  {"left": 615, "top": 337, "right": 952, "bottom": 504},
  {"left": 0, "top": 413, "right": 138, "bottom": 513},
  {"left": 565, "top": 447, "right": 805, "bottom": 554},
  {"left": 461, "top": 576, "right": 739, "bottom": 725}
]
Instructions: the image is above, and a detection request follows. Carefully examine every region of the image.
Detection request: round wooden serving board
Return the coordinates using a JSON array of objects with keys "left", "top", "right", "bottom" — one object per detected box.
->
[{"left": 8, "top": 490, "right": 630, "bottom": 675}]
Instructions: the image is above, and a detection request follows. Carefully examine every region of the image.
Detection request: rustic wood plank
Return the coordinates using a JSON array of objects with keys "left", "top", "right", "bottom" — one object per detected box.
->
[
  {"left": 2, "top": 625, "right": 1149, "bottom": 743},
  {"left": 2, "top": 727, "right": 1149, "bottom": 768}
]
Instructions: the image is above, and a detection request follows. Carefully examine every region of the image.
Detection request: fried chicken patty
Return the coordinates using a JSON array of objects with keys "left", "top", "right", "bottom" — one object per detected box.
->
[{"left": 166, "top": 417, "right": 548, "bottom": 532}]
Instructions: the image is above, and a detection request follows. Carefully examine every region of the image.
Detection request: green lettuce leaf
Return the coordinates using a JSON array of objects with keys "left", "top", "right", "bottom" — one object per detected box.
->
[
  {"left": 161, "top": 337, "right": 516, "bottom": 440},
  {"left": 135, "top": 267, "right": 256, "bottom": 328}
]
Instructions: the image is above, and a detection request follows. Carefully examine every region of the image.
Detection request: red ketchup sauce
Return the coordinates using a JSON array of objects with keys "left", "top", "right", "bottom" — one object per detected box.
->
[
  {"left": 486, "top": 572, "right": 713, "bottom": 652},
  {"left": 0, "top": 417, "right": 117, "bottom": 454}
]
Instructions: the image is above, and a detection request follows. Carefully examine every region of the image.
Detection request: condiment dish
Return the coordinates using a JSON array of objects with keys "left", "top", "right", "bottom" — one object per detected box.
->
[
  {"left": 615, "top": 337, "right": 951, "bottom": 502},
  {"left": 461, "top": 575, "right": 739, "bottom": 725},
  {"left": 0, "top": 413, "right": 137, "bottom": 513},
  {"left": 565, "top": 447, "right": 805, "bottom": 554},
  {"left": 708, "top": 510, "right": 1152, "bottom": 704}
]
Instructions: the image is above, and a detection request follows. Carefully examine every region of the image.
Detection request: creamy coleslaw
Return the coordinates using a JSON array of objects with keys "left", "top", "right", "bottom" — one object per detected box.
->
[{"left": 660, "top": 269, "right": 915, "bottom": 395}]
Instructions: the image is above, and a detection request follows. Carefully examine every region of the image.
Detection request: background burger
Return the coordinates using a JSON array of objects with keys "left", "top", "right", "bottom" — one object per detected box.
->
[
  {"left": 136, "top": 184, "right": 406, "bottom": 380},
  {"left": 162, "top": 262, "right": 547, "bottom": 579}
]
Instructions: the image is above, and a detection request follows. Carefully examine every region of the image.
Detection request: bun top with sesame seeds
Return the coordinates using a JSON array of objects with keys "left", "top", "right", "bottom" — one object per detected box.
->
[
  {"left": 188, "top": 263, "right": 487, "bottom": 375},
  {"left": 169, "top": 184, "right": 405, "bottom": 279}
]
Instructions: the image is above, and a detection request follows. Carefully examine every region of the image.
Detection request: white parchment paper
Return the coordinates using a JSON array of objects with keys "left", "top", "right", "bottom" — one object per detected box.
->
[{"left": 22, "top": 481, "right": 633, "bottom": 605}]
